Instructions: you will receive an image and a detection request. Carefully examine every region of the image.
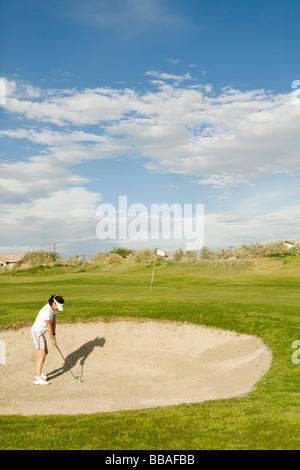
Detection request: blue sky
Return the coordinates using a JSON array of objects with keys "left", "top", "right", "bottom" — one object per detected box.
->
[{"left": 1, "top": 0, "right": 300, "bottom": 257}]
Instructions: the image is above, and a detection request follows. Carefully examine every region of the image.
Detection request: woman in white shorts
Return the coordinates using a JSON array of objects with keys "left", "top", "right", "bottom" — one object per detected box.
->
[{"left": 30, "top": 294, "right": 64, "bottom": 385}]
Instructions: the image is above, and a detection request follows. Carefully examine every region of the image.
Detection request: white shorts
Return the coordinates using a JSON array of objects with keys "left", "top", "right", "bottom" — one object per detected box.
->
[{"left": 30, "top": 330, "right": 47, "bottom": 350}]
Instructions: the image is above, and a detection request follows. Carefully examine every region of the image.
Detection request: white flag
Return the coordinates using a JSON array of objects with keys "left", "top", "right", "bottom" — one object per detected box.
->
[{"left": 156, "top": 248, "right": 166, "bottom": 257}]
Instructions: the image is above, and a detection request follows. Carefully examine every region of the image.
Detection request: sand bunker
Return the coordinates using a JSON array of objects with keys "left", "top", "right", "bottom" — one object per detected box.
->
[{"left": 0, "top": 319, "right": 272, "bottom": 416}]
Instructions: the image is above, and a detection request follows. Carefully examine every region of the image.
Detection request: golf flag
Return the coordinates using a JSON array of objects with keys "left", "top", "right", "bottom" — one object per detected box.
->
[{"left": 150, "top": 248, "right": 166, "bottom": 292}]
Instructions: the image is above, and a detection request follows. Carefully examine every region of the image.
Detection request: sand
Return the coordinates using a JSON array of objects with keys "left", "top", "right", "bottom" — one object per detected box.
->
[{"left": 0, "top": 319, "right": 272, "bottom": 416}]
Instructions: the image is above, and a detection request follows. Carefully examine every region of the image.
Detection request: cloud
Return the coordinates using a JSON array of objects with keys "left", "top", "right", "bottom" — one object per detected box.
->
[
  {"left": 197, "top": 174, "right": 249, "bottom": 189},
  {"left": 204, "top": 204, "right": 300, "bottom": 249},
  {"left": 1, "top": 73, "right": 300, "bottom": 255},
  {"left": 0, "top": 156, "right": 89, "bottom": 204},
  {"left": 0, "top": 77, "right": 41, "bottom": 99},
  {"left": 2, "top": 74, "right": 300, "bottom": 191},
  {"left": 0, "top": 187, "right": 101, "bottom": 254},
  {"left": 145, "top": 70, "right": 192, "bottom": 83},
  {"left": 2, "top": 83, "right": 142, "bottom": 126},
  {"left": 47, "top": 0, "right": 184, "bottom": 32},
  {"left": 0, "top": 126, "right": 126, "bottom": 204},
  {"left": 2, "top": 74, "right": 300, "bottom": 188}
]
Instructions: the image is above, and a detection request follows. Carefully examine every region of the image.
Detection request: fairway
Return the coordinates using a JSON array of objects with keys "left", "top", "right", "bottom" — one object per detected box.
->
[{"left": 0, "top": 258, "right": 300, "bottom": 449}]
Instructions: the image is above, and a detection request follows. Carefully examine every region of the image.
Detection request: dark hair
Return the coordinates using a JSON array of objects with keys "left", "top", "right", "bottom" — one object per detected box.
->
[{"left": 48, "top": 294, "right": 64, "bottom": 306}]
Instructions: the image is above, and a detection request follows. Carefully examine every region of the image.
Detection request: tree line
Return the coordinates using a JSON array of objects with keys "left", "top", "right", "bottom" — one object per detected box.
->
[{"left": 16, "top": 241, "right": 300, "bottom": 268}]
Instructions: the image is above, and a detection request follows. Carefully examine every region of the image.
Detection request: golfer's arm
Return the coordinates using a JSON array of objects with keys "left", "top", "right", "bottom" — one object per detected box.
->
[
  {"left": 45, "top": 320, "right": 55, "bottom": 341},
  {"left": 52, "top": 315, "right": 56, "bottom": 336}
]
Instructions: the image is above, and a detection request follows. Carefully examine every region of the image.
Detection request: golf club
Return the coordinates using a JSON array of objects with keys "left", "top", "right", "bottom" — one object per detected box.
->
[{"left": 56, "top": 345, "right": 82, "bottom": 383}]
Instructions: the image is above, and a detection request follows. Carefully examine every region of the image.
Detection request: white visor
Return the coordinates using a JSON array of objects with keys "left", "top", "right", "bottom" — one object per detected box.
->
[{"left": 54, "top": 298, "right": 64, "bottom": 311}]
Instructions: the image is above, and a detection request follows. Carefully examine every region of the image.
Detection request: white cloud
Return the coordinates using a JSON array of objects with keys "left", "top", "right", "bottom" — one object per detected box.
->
[
  {"left": 47, "top": 0, "right": 184, "bottom": 32},
  {"left": 0, "top": 78, "right": 41, "bottom": 99},
  {"left": 145, "top": 70, "right": 192, "bottom": 83},
  {"left": 0, "top": 156, "right": 90, "bottom": 204},
  {"left": 204, "top": 204, "right": 300, "bottom": 249},
  {"left": 2, "top": 74, "right": 300, "bottom": 200},
  {"left": 2, "top": 80, "right": 136, "bottom": 125},
  {"left": 197, "top": 174, "right": 249, "bottom": 189},
  {"left": 1, "top": 127, "right": 112, "bottom": 148},
  {"left": 0, "top": 126, "right": 129, "bottom": 204},
  {"left": 0, "top": 187, "right": 101, "bottom": 255},
  {"left": 2, "top": 75, "right": 300, "bottom": 188},
  {"left": 1, "top": 73, "right": 300, "bottom": 255}
]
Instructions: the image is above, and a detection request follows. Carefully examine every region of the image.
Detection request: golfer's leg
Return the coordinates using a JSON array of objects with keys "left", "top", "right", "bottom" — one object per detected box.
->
[{"left": 36, "top": 348, "right": 47, "bottom": 377}]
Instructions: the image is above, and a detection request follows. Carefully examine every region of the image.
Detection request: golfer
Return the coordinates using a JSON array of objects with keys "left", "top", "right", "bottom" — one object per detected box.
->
[{"left": 30, "top": 295, "right": 64, "bottom": 385}]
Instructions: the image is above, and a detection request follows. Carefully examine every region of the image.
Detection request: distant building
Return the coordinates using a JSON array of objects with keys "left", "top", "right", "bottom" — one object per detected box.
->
[
  {"left": 0, "top": 253, "right": 25, "bottom": 268},
  {"left": 284, "top": 240, "right": 300, "bottom": 249}
]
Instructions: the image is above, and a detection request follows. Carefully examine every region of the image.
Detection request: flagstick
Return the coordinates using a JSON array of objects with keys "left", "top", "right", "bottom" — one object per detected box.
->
[{"left": 150, "top": 253, "right": 157, "bottom": 293}]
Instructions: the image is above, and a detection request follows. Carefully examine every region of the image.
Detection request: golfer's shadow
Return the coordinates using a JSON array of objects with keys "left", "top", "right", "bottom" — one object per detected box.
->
[{"left": 49, "top": 336, "right": 106, "bottom": 381}]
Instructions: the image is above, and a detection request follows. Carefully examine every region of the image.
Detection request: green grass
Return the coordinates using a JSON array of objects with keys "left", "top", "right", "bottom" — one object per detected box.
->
[{"left": 1, "top": 258, "right": 300, "bottom": 449}]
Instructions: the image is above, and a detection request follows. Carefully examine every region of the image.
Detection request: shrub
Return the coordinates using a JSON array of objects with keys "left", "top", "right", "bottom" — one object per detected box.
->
[
  {"left": 215, "top": 248, "right": 233, "bottom": 260},
  {"left": 19, "top": 251, "right": 59, "bottom": 267},
  {"left": 92, "top": 251, "right": 107, "bottom": 264},
  {"left": 134, "top": 249, "right": 154, "bottom": 263},
  {"left": 68, "top": 255, "right": 85, "bottom": 266},
  {"left": 184, "top": 250, "right": 198, "bottom": 260},
  {"left": 110, "top": 246, "right": 133, "bottom": 259},
  {"left": 107, "top": 253, "right": 125, "bottom": 264},
  {"left": 174, "top": 249, "right": 184, "bottom": 261},
  {"left": 262, "top": 241, "right": 289, "bottom": 256},
  {"left": 290, "top": 244, "right": 300, "bottom": 256},
  {"left": 200, "top": 246, "right": 216, "bottom": 260}
]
